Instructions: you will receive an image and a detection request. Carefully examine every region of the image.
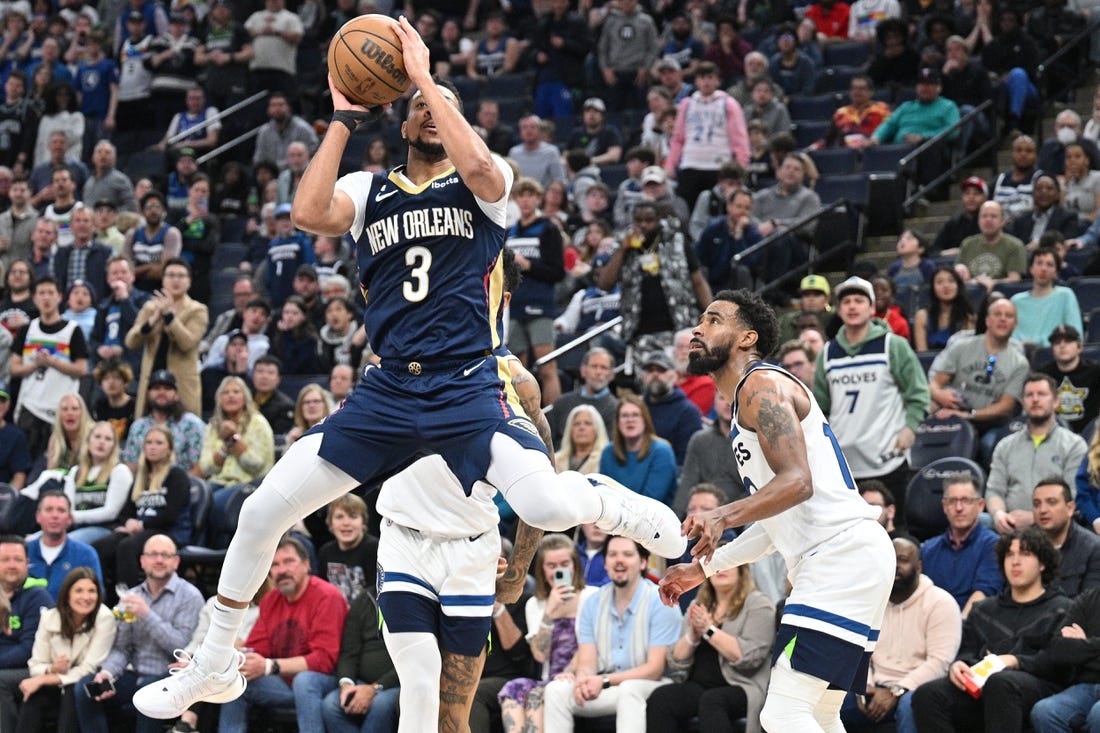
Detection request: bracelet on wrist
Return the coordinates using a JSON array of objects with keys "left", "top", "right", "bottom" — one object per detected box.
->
[
  {"left": 264, "top": 658, "right": 273, "bottom": 676},
  {"left": 493, "top": 604, "right": 507, "bottom": 619}
]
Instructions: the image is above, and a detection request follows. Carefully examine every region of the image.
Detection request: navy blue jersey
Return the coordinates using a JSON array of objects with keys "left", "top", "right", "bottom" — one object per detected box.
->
[{"left": 335, "top": 157, "right": 514, "bottom": 360}]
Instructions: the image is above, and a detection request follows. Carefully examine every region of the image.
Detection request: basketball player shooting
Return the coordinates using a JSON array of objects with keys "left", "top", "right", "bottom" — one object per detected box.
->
[
  {"left": 658, "top": 289, "right": 893, "bottom": 733},
  {"left": 132, "top": 16, "right": 685, "bottom": 721}
]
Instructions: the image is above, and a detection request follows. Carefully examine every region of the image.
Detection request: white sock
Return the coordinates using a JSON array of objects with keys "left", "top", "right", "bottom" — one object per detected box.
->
[{"left": 198, "top": 601, "right": 248, "bottom": 672}]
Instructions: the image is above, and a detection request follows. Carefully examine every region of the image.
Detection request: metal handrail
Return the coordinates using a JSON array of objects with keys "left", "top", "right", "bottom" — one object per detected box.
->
[
  {"left": 732, "top": 198, "right": 848, "bottom": 264},
  {"left": 1034, "top": 16, "right": 1100, "bottom": 141},
  {"left": 164, "top": 90, "right": 268, "bottom": 146},
  {"left": 757, "top": 240, "right": 855, "bottom": 296},
  {"left": 197, "top": 127, "right": 262, "bottom": 166},
  {"left": 533, "top": 316, "right": 622, "bottom": 369},
  {"left": 901, "top": 100, "right": 996, "bottom": 212}
]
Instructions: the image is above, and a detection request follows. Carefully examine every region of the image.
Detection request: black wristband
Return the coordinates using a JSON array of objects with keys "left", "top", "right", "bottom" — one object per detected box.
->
[{"left": 331, "top": 111, "right": 362, "bottom": 134}]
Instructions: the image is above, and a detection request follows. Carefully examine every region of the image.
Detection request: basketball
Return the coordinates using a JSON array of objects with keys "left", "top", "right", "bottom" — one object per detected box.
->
[{"left": 328, "top": 15, "right": 410, "bottom": 107}]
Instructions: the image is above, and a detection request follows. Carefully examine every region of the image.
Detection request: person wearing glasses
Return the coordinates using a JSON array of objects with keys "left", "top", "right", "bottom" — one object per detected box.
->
[
  {"left": 919, "top": 473, "right": 1003, "bottom": 617},
  {"left": 986, "top": 374, "right": 1087, "bottom": 535},
  {"left": 73, "top": 534, "right": 203, "bottom": 733},
  {"left": 125, "top": 258, "right": 208, "bottom": 417}
]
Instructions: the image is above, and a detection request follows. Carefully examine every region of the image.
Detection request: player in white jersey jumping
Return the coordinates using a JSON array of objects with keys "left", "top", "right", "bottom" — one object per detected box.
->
[{"left": 659, "top": 289, "right": 893, "bottom": 733}]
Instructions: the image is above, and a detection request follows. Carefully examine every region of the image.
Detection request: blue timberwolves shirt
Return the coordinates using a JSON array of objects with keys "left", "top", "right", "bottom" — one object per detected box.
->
[{"left": 334, "top": 156, "right": 514, "bottom": 360}]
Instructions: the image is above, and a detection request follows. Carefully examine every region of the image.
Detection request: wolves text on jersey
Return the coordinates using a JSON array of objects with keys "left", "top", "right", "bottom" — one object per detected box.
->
[{"left": 364, "top": 207, "right": 475, "bottom": 256}]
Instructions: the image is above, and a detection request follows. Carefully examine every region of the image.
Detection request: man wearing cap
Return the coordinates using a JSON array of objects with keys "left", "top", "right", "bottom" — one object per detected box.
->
[
  {"left": 264, "top": 203, "right": 315, "bottom": 309},
  {"left": 665, "top": 61, "right": 750, "bottom": 209},
  {"left": 1037, "top": 325, "right": 1100, "bottom": 434},
  {"left": 166, "top": 147, "right": 199, "bottom": 213},
  {"left": 640, "top": 349, "right": 702, "bottom": 468},
  {"left": 114, "top": 10, "right": 157, "bottom": 152},
  {"left": 778, "top": 274, "right": 831, "bottom": 343},
  {"left": 28, "top": 131, "right": 88, "bottom": 208},
  {"left": 638, "top": 165, "right": 690, "bottom": 231},
  {"left": 0, "top": 380, "right": 31, "bottom": 489},
  {"left": 596, "top": 0, "right": 658, "bottom": 112},
  {"left": 508, "top": 115, "right": 567, "bottom": 187},
  {"left": 83, "top": 141, "right": 137, "bottom": 214},
  {"left": 290, "top": 264, "right": 326, "bottom": 328},
  {"left": 652, "top": 58, "right": 692, "bottom": 104},
  {"left": 872, "top": 67, "right": 959, "bottom": 189},
  {"left": 567, "top": 98, "right": 624, "bottom": 166},
  {"left": 9, "top": 276, "right": 90, "bottom": 456},
  {"left": 932, "top": 176, "right": 986, "bottom": 256},
  {"left": 814, "top": 276, "right": 930, "bottom": 528},
  {"left": 122, "top": 369, "right": 206, "bottom": 474},
  {"left": 612, "top": 145, "right": 657, "bottom": 231},
  {"left": 92, "top": 199, "right": 126, "bottom": 251},
  {"left": 203, "top": 297, "right": 270, "bottom": 372},
  {"left": 957, "top": 201, "right": 1027, "bottom": 287}
]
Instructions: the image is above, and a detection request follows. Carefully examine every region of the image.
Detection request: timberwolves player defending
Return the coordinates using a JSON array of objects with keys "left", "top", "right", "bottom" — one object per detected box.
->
[
  {"left": 659, "top": 289, "right": 893, "bottom": 733},
  {"left": 135, "top": 17, "right": 684, "bottom": 719}
]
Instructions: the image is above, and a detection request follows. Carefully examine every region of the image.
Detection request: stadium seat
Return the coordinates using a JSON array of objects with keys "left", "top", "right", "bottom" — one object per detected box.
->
[
  {"left": 787, "top": 94, "right": 842, "bottom": 121},
  {"left": 1065, "top": 245, "right": 1096, "bottom": 273},
  {"left": 1071, "top": 277, "right": 1100, "bottom": 315},
  {"left": 793, "top": 120, "right": 830, "bottom": 148},
  {"left": 279, "top": 374, "right": 329, "bottom": 402},
  {"left": 452, "top": 75, "right": 481, "bottom": 104},
  {"left": 1084, "top": 344, "right": 1100, "bottom": 363},
  {"left": 219, "top": 216, "right": 248, "bottom": 244},
  {"left": 813, "top": 65, "right": 860, "bottom": 94},
  {"left": 1083, "top": 417, "right": 1097, "bottom": 444},
  {"left": 815, "top": 173, "right": 869, "bottom": 206},
  {"left": 963, "top": 281, "right": 986, "bottom": 311},
  {"left": 188, "top": 477, "right": 212, "bottom": 546},
  {"left": 495, "top": 96, "right": 530, "bottom": 124},
  {"left": 1088, "top": 309, "right": 1100, "bottom": 342},
  {"left": 995, "top": 281, "right": 1031, "bottom": 299},
  {"left": 123, "top": 149, "right": 167, "bottom": 182},
  {"left": 212, "top": 242, "right": 249, "bottom": 272},
  {"left": 824, "top": 42, "right": 872, "bottom": 68},
  {"left": 909, "top": 415, "right": 977, "bottom": 469},
  {"left": 905, "top": 457, "right": 986, "bottom": 541},
  {"left": 808, "top": 147, "right": 858, "bottom": 176},
  {"left": 600, "top": 163, "right": 630, "bottom": 190},
  {"left": 896, "top": 284, "right": 926, "bottom": 321},
  {"left": 862, "top": 144, "right": 914, "bottom": 174},
  {"left": 915, "top": 350, "right": 937, "bottom": 374},
  {"left": 208, "top": 269, "right": 243, "bottom": 317},
  {"left": 483, "top": 72, "right": 533, "bottom": 99}
]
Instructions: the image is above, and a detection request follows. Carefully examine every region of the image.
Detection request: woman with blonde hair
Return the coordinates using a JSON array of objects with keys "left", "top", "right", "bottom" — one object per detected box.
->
[
  {"left": 598, "top": 395, "right": 677, "bottom": 505},
  {"left": 498, "top": 534, "right": 598, "bottom": 733},
  {"left": 554, "top": 404, "right": 609, "bottom": 475},
  {"left": 66, "top": 421, "right": 134, "bottom": 544},
  {"left": 647, "top": 563, "right": 776, "bottom": 732},
  {"left": 285, "top": 383, "right": 331, "bottom": 447},
  {"left": 201, "top": 376, "right": 274, "bottom": 549},
  {"left": 45, "top": 393, "right": 94, "bottom": 471},
  {"left": 92, "top": 426, "right": 192, "bottom": 591},
  {"left": 15, "top": 567, "right": 117, "bottom": 733}
]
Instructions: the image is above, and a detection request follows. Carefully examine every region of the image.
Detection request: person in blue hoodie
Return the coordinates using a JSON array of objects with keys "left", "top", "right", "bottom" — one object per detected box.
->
[
  {"left": 0, "top": 535, "right": 54, "bottom": 733},
  {"left": 26, "top": 492, "right": 104, "bottom": 602}
]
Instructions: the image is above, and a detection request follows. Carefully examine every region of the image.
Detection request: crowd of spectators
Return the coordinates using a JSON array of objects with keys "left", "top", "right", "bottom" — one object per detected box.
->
[{"left": 0, "top": 0, "right": 1098, "bottom": 730}]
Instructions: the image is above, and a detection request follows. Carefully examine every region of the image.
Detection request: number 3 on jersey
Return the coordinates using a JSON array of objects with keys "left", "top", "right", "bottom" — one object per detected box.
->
[{"left": 403, "top": 245, "right": 432, "bottom": 302}]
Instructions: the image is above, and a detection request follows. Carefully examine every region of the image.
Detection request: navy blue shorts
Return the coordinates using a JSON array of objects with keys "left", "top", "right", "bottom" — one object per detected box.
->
[
  {"left": 309, "top": 355, "right": 547, "bottom": 493},
  {"left": 773, "top": 623, "right": 873, "bottom": 693}
]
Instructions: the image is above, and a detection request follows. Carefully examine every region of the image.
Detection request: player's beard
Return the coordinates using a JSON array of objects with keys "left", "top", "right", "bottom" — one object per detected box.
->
[
  {"left": 686, "top": 341, "right": 731, "bottom": 375},
  {"left": 408, "top": 136, "right": 447, "bottom": 162}
]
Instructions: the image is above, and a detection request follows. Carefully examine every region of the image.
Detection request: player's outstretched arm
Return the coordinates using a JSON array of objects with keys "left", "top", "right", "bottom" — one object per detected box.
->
[
  {"left": 290, "top": 77, "right": 360, "bottom": 237},
  {"left": 394, "top": 16, "right": 505, "bottom": 203},
  {"left": 688, "top": 370, "right": 812, "bottom": 561}
]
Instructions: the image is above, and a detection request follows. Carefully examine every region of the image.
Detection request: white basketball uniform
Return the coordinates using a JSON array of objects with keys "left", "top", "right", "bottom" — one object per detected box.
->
[{"left": 703, "top": 363, "right": 893, "bottom": 690}]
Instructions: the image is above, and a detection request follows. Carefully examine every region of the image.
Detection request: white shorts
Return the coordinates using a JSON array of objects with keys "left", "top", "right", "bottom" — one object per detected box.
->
[{"left": 376, "top": 518, "right": 501, "bottom": 657}]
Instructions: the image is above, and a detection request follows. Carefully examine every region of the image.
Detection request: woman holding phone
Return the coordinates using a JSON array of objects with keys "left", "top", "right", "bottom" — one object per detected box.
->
[
  {"left": 15, "top": 567, "right": 117, "bottom": 733},
  {"left": 498, "top": 534, "right": 597, "bottom": 733}
]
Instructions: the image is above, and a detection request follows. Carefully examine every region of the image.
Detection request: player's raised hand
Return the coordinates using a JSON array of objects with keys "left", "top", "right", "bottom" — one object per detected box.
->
[
  {"left": 658, "top": 562, "right": 705, "bottom": 607},
  {"left": 395, "top": 16, "right": 431, "bottom": 87},
  {"left": 684, "top": 506, "right": 727, "bottom": 563},
  {"left": 327, "top": 74, "right": 368, "bottom": 113}
]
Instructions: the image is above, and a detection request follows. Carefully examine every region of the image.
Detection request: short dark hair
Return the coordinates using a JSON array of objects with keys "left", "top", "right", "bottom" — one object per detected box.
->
[
  {"left": 1029, "top": 245, "right": 1062, "bottom": 271},
  {"left": 564, "top": 148, "right": 591, "bottom": 172},
  {"left": 713, "top": 289, "right": 779, "bottom": 359},
  {"left": 696, "top": 60, "right": 719, "bottom": 77},
  {"left": 34, "top": 275, "right": 59, "bottom": 293},
  {"left": 995, "top": 527, "right": 1059, "bottom": 587},
  {"left": 599, "top": 534, "right": 650, "bottom": 564},
  {"left": 689, "top": 483, "right": 728, "bottom": 505},
  {"left": 245, "top": 297, "right": 272, "bottom": 314},
  {"left": 163, "top": 257, "right": 192, "bottom": 277},
  {"left": 625, "top": 146, "right": 657, "bottom": 166},
  {"left": 253, "top": 354, "right": 283, "bottom": 372},
  {"left": 1024, "top": 372, "right": 1058, "bottom": 393},
  {"left": 943, "top": 472, "right": 982, "bottom": 495},
  {"left": 0, "top": 535, "right": 26, "bottom": 554},
  {"left": 140, "top": 191, "right": 166, "bottom": 210},
  {"left": 859, "top": 479, "right": 895, "bottom": 506},
  {"left": 1033, "top": 478, "right": 1073, "bottom": 504},
  {"left": 37, "top": 490, "right": 70, "bottom": 511}
]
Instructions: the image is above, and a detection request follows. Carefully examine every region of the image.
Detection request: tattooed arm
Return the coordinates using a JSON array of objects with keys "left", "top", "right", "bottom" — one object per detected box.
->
[
  {"left": 687, "top": 369, "right": 814, "bottom": 562},
  {"left": 496, "top": 358, "right": 553, "bottom": 604}
]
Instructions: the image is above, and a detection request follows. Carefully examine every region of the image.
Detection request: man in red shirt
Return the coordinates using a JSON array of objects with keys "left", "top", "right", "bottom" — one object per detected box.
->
[
  {"left": 806, "top": 0, "right": 851, "bottom": 41},
  {"left": 217, "top": 535, "right": 349, "bottom": 733}
]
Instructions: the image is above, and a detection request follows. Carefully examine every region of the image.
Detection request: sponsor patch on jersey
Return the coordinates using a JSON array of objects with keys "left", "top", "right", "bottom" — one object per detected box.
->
[{"left": 508, "top": 417, "right": 539, "bottom": 437}]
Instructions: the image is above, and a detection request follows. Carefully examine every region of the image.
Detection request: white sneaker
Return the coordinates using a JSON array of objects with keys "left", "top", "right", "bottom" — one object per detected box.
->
[
  {"left": 588, "top": 473, "right": 688, "bottom": 559},
  {"left": 133, "top": 650, "right": 246, "bottom": 719}
]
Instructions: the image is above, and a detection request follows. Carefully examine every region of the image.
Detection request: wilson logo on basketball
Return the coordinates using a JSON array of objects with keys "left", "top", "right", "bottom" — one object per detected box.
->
[{"left": 358, "top": 38, "right": 408, "bottom": 86}]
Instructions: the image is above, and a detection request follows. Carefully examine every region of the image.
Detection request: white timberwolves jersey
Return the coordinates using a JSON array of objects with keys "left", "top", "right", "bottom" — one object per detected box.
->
[
  {"left": 731, "top": 363, "right": 880, "bottom": 564},
  {"left": 376, "top": 454, "right": 500, "bottom": 538}
]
